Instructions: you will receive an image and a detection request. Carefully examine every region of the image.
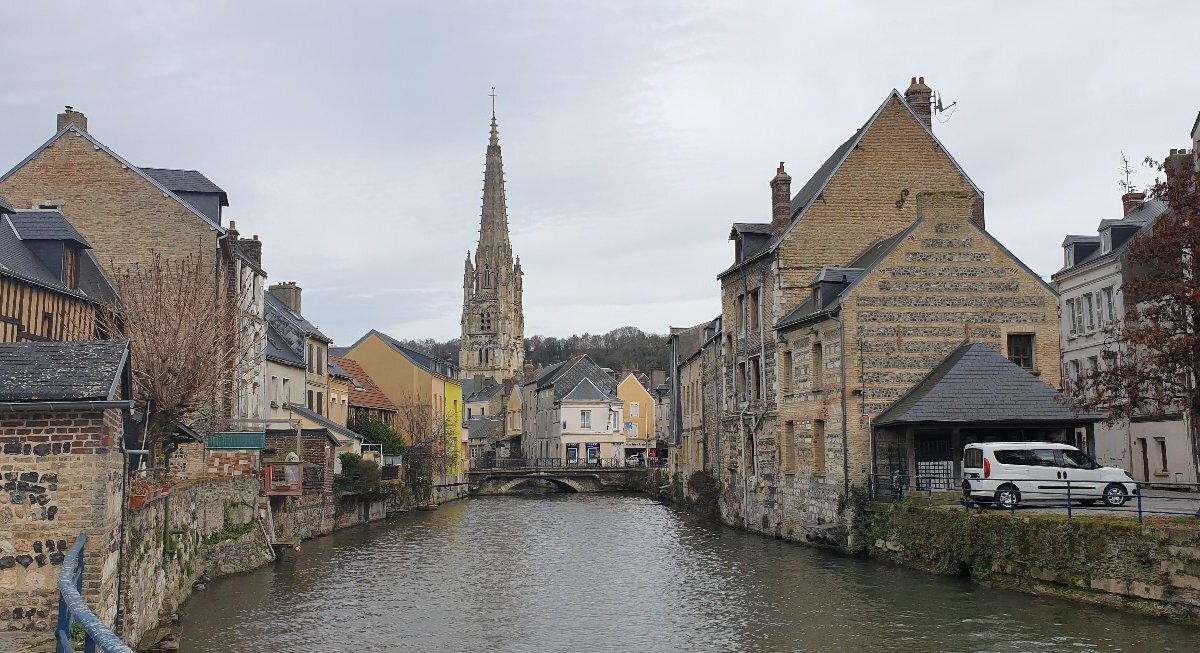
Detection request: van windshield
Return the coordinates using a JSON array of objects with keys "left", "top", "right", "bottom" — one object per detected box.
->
[{"left": 1060, "top": 449, "right": 1100, "bottom": 470}]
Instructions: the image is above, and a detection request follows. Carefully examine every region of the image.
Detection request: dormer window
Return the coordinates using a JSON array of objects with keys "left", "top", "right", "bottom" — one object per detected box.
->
[
  {"left": 1100, "top": 230, "right": 1112, "bottom": 254},
  {"left": 1064, "top": 247, "right": 1074, "bottom": 268}
]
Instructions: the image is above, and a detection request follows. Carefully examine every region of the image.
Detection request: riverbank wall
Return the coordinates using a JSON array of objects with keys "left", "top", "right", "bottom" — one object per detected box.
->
[
  {"left": 849, "top": 499, "right": 1200, "bottom": 623},
  {"left": 117, "top": 476, "right": 421, "bottom": 648}
]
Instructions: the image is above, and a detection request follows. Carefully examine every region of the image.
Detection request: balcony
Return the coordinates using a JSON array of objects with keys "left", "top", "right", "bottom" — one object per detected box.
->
[{"left": 262, "top": 461, "right": 303, "bottom": 496}]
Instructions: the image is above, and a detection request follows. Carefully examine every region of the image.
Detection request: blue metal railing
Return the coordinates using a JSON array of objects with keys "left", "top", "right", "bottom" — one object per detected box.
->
[{"left": 55, "top": 534, "right": 133, "bottom": 653}]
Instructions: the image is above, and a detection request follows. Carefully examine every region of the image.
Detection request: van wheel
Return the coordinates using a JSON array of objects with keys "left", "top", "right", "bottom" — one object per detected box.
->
[
  {"left": 1102, "top": 483, "right": 1128, "bottom": 507},
  {"left": 994, "top": 485, "right": 1020, "bottom": 510}
]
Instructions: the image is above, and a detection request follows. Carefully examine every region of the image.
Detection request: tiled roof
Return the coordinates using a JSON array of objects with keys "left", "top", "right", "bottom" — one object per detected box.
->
[
  {"left": 139, "top": 168, "right": 229, "bottom": 205},
  {"left": 465, "top": 416, "right": 503, "bottom": 442},
  {"left": 7, "top": 209, "right": 90, "bottom": 245},
  {"left": 331, "top": 356, "right": 397, "bottom": 411},
  {"left": 0, "top": 340, "right": 128, "bottom": 402},
  {"left": 328, "top": 359, "right": 353, "bottom": 380},
  {"left": 561, "top": 377, "right": 613, "bottom": 402},
  {"left": 284, "top": 403, "right": 361, "bottom": 445},
  {"left": 1055, "top": 199, "right": 1168, "bottom": 276},
  {"left": 874, "top": 342, "right": 1100, "bottom": 426},
  {"left": 366, "top": 330, "right": 458, "bottom": 379}
]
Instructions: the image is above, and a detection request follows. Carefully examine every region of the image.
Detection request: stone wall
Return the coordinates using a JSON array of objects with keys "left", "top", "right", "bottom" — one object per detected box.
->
[
  {"left": 0, "top": 408, "right": 124, "bottom": 633},
  {"left": 119, "top": 475, "right": 270, "bottom": 647},
  {"left": 851, "top": 501, "right": 1200, "bottom": 622}
]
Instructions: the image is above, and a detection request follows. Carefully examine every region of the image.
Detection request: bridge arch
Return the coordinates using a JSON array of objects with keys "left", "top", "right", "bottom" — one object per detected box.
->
[{"left": 493, "top": 475, "right": 586, "bottom": 494}]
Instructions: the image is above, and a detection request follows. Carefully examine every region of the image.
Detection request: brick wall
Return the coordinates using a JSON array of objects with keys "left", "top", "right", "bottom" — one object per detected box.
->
[
  {"left": 207, "top": 450, "right": 259, "bottom": 478},
  {"left": 0, "top": 128, "right": 218, "bottom": 275},
  {"left": 0, "top": 409, "right": 124, "bottom": 632}
]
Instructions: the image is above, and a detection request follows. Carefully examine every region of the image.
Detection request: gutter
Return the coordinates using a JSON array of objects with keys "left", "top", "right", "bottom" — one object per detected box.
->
[{"left": 0, "top": 400, "right": 135, "bottom": 412}]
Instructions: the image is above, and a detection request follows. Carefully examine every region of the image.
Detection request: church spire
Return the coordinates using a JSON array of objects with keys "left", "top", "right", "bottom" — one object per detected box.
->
[{"left": 477, "top": 100, "right": 511, "bottom": 254}]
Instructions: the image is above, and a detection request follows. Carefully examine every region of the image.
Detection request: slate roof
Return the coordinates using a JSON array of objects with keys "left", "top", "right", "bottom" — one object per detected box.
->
[
  {"left": 1054, "top": 199, "right": 1169, "bottom": 276},
  {"left": 874, "top": 342, "right": 1100, "bottom": 426},
  {"left": 139, "top": 168, "right": 229, "bottom": 206},
  {"left": 561, "top": 377, "right": 613, "bottom": 402},
  {"left": 0, "top": 214, "right": 114, "bottom": 302},
  {"left": 466, "top": 381, "right": 504, "bottom": 403},
  {"left": 360, "top": 330, "right": 459, "bottom": 379},
  {"left": 330, "top": 356, "right": 397, "bottom": 411},
  {"left": 731, "top": 223, "right": 773, "bottom": 235},
  {"left": 264, "top": 427, "right": 342, "bottom": 447},
  {"left": 531, "top": 360, "right": 568, "bottom": 387},
  {"left": 284, "top": 403, "right": 361, "bottom": 445},
  {"left": 719, "top": 89, "right": 982, "bottom": 279},
  {"left": 0, "top": 340, "right": 128, "bottom": 402},
  {"left": 7, "top": 209, "right": 91, "bottom": 245},
  {"left": 465, "top": 416, "right": 503, "bottom": 442},
  {"left": 0, "top": 194, "right": 12, "bottom": 213},
  {"left": 265, "top": 292, "right": 332, "bottom": 344}
]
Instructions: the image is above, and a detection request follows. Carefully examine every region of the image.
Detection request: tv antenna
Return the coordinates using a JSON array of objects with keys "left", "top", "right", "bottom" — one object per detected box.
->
[
  {"left": 932, "top": 91, "right": 956, "bottom": 123},
  {"left": 1119, "top": 151, "right": 1136, "bottom": 192}
]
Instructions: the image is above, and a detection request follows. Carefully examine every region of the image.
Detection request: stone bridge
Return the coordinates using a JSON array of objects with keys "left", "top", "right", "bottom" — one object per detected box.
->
[{"left": 468, "top": 467, "right": 646, "bottom": 495}]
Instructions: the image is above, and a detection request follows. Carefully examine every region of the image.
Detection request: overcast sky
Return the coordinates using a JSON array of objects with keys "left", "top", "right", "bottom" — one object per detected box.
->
[{"left": 2, "top": 2, "right": 1198, "bottom": 345}]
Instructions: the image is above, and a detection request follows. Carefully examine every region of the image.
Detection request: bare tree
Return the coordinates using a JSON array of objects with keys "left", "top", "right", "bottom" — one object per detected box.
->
[
  {"left": 394, "top": 392, "right": 461, "bottom": 500},
  {"left": 100, "top": 253, "right": 258, "bottom": 457},
  {"left": 1070, "top": 153, "right": 1200, "bottom": 476}
]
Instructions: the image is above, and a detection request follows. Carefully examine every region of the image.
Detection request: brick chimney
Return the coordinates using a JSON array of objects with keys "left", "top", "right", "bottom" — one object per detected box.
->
[
  {"left": 268, "top": 282, "right": 302, "bottom": 314},
  {"left": 904, "top": 77, "right": 933, "bottom": 130},
  {"left": 56, "top": 106, "right": 87, "bottom": 132},
  {"left": 1121, "top": 191, "right": 1146, "bottom": 216},
  {"left": 1165, "top": 148, "right": 1194, "bottom": 189},
  {"left": 239, "top": 235, "right": 262, "bottom": 265},
  {"left": 770, "top": 162, "right": 792, "bottom": 236}
]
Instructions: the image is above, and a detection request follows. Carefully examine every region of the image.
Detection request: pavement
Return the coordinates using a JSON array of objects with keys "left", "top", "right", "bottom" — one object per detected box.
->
[{"left": 968, "top": 487, "right": 1200, "bottom": 520}]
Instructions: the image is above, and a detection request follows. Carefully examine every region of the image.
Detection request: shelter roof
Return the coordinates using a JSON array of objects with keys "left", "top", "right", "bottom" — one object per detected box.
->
[{"left": 0, "top": 340, "right": 128, "bottom": 402}]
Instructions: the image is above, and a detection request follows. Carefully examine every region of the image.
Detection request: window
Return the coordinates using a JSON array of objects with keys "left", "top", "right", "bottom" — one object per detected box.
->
[
  {"left": 1087, "top": 356, "right": 1099, "bottom": 373},
  {"left": 726, "top": 334, "right": 734, "bottom": 356},
  {"left": 781, "top": 350, "right": 793, "bottom": 394},
  {"left": 749, "top": 288, "right": 760, "bottom": 331},
  {"left": 781, "top": 421, "right": 796, "bottom": 473},
  {"left": 630, "top": 402, "right": 639, "bottom": 417},
  {"left": 1064, "top": 247, "right": 1074, "bottom": 268},
  {"left": 812, "top": 419, "right": 826, "bottom": 474},
  {"left": 1102, "top": 287, "right": 1115, "bottom": 324},
  {"left": 1101, "top": 230, "right": 1112, "bottom": 254},
  {"left": 307, "top": 390, "right": 314, "bottom": 410},
  {"left": 1006, "top": 334, "right": 1034, "bottom": 369},
  {"left": 467, "top": 408, "right": 472, "bottom": 418},
  {"left": 316, "top": 392, "right": 324, "bottom": 416},
  {"left": 1060, "top": 449, "right": 1099, "bottom": 470},
  {"left": 749, "top": 356, "right": 762, "bottom": 401},
  {"left": 964, "top": 448, "right": 983, "bottom": 469},
  {"left": 811, "top": 343, "right": 824, "bottom": 390},
  {"left": 1069, "top": 359, "right": 1081, "bottom": 380},
  {"left": 317, "top": 348, "right": 325, "bottom": 376},
  {"left": 307, "top": 344, "right": 315, "bottom": 372},
  {"left": 735, "top": 294, "right": 745, "bottom": 334},
  {"left": 1083, "top": 294, "right": 1095, "bottom": 332},
  {"left": 1068, "top": 299, "right": 1079, "bottom": 336},
  {"left": 42, "top": 312, "right": 53, "bottom": 337},
  {"left": 581, "top": 410, "right": 592, "bottom": 429},
  {"left": 1156, "top": 437, "right": 1169, "bottom": 473},
  {"left": 481, "top": 311, "right": 493, "bottom": 331},
  {"left": 737, "top": 362, "right": 747, "bottom": 401},
  {"left": 283, "top": 378, "right": 291, "bottom": 403},
  {"left": 270, "top": 375, "right": 279, "bottom": 404}
]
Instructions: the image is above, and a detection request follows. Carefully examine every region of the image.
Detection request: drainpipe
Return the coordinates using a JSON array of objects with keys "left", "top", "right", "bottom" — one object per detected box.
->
[{"left": 830, "top": 309, "right": 850, "bottom": 498}]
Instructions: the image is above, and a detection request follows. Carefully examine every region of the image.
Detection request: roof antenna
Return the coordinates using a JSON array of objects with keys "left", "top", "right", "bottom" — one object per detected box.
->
[
  {"left": 932, "top": 91, "right": 956, "bottom": 123},
  {"left": 1119, "top": 151, "right": 1136, "bottom": 192}
]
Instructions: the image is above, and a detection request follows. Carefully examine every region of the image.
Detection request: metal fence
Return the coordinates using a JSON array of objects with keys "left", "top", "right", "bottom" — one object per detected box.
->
[
  {"left": 866, "top": 472, "right": 1200, "bottom": 526},
  {"left": 55, "top": 534, "right": 133, "bottom": 653}
]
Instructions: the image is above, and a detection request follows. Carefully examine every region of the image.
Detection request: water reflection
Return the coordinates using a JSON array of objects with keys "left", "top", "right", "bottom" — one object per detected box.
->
[{"left": 180, "top": 494, "right": 1191, "bottom": 652}]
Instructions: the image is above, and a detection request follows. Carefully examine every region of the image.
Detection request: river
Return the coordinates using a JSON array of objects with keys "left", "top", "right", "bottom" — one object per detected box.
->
[{"left": 179, "top": 494, "right": 1193, "bottom": 652}]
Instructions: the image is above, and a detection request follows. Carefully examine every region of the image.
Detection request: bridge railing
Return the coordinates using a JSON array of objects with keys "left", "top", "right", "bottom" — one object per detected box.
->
[
  {"left": 469, "top": 457, "right": 630, "bottom": 471},
  {"left": 55, "top": 533, "right": 133, "bottom": 653}
]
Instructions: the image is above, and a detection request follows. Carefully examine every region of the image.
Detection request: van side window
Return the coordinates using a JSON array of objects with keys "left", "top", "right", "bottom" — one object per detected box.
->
[
  {"left": 964, "top": 448, "right": 983, "bottom": 468},
  {"left": 1030, "top": 449, "right": 1058, "bottom": 467},
  {"left": 994, "top": 449, "right": 1029, "bottom": 465},
  {"left": 1060, "top": 449, "right": 1098, "bottom": 470}
]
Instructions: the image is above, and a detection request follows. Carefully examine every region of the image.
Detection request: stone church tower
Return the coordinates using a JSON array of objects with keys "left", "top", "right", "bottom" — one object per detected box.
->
[{"left": 460, "top": 111, "right": 525, "bottom": 383}]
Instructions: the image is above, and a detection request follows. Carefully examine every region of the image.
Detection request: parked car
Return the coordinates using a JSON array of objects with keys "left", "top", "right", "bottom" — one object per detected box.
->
[
  {"left": 961, "top": 442, "right": 1137, "bottom": 509},
  {"left": 625, "top": 455, "right": 644, "bottom": 467}
]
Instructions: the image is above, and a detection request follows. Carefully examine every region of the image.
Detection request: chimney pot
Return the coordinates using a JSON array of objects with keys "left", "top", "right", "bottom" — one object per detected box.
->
[
  {"left": 268, "top": 282, "right": 302, "bottom": 314},
  {"left": 904, "top": 76, "right": 933, "bottom": 130},
  {"left": 1121, "top": 191, "right": 1146, "bottom": 217}
]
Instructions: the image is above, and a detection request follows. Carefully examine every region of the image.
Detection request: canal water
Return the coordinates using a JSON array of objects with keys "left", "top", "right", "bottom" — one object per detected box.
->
[{"left": 180, "top": 494, "right": 1193, "bottom": 652}]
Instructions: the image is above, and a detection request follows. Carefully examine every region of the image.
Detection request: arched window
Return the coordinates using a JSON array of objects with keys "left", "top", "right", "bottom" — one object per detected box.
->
[
  {"left": 481, "top": 311, "right": 493, "bottom": 331},
  {"left": 484, "top": 266, "right": 491, "bottom": 288}
]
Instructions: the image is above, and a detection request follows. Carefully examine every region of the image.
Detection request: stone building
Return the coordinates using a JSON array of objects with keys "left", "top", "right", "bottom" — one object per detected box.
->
[
  {"left": 711, "top": 78, "right": 1063, "bottom": 535},
  {"left": 668, "top": 317, "right": 722, "bottom": 482},
  {"left": 521, "top": 355, "right": 622, "bottom": 463},
  {"left": 616, "top": 371, "right": 655, "bottom": 461},
  {"left": 0, "top": 339, "right": 132, "bottom": 633},
  {"left": 460, "top": 111, "right": 525, "bottom": 384}
]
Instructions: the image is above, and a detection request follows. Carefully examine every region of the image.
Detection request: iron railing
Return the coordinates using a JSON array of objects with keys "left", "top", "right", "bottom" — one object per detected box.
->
[
  {"left": 55, "top": 534, "right": 132, "bottom": 653},
  {"left": 866, "top": 472, "right": 1200, "bottom": 526},
  {"left": 469, "top": 457, "right": 637, "bottom": 470}
]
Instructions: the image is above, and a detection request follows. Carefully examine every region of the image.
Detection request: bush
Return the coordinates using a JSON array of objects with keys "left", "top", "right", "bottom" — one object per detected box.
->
[{"left": 348, "top": 415, "right": 408, "bottom": 456}]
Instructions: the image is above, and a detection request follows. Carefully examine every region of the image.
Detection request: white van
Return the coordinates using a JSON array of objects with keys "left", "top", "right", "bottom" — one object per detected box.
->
[{"left": 961, "top": 442, "right": 1137, "bottom": 509}]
